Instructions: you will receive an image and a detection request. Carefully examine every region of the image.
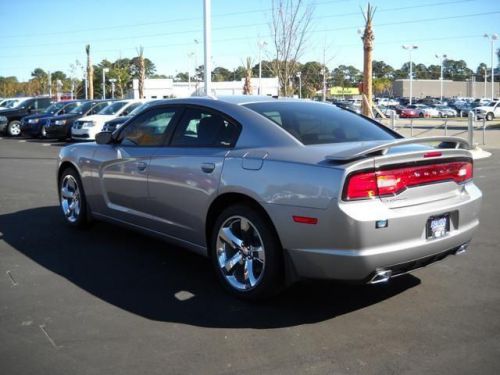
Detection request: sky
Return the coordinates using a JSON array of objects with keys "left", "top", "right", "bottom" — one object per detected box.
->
[{"left": 0, "top": 0, "right": 498, "bottom": 81}]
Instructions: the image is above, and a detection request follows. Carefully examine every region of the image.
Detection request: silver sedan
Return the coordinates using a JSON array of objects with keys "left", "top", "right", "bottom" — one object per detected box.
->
[{"left": 57, "top": 97, "right": 482, "bottom": 300}]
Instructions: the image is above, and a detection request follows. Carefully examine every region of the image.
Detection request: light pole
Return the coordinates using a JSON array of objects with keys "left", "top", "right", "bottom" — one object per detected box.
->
[
  {"left": 102, "top": 68, "right": 109, "bottom": 100},
  {"left": 83, "top": 72, "right": 88, "bottom": 100},
  {"left": 187, "top": 52, "right": 195, "bottom": 91},
  {"left": 109, "top": 78, "right": 116, "bottom": 99},
  {"left": 435, "top": 54, "right": 447, "bottom": 102},
  {"left": 296, "top": 72, "right": 302, "bottom": 98},
  {"left": 203, "top": 0, "right": 212, "bottom": 96},
  {"left": 484, "top": 33, "right": 498, "bottom": 100},
  {"left": 402, "top": 45, "right": 418, "bottom": 104},
  {"left": 257, "top": 40, "right": 267, "bottom": 95},
  {"left": 484, "top": 66, "right": 488, "bottom": 98}
]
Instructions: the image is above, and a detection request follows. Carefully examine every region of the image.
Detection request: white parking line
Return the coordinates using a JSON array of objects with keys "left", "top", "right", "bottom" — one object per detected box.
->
[
  {"left": 42, "top": 143, "right": 50, "bottom": 146},
  {"left": 18, "top": 140, "right": 26, "bottom": 143}
]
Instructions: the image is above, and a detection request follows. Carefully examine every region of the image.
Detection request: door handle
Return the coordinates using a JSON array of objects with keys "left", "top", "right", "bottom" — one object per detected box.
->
[
  {"left": 201, "top": 162, "right": 215, "bottom": 173},
  {"left": 137, "top": 161, "right": 148, "bottom": 171}
]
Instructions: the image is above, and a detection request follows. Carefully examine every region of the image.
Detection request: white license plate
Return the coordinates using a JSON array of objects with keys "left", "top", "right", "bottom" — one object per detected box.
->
[{"left": 427, "top": 215, "right": 449, "bottom": 239}]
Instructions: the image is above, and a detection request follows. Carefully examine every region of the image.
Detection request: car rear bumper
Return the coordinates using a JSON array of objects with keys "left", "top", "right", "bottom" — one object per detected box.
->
[{"left": 270, "top": 182, "right": 482, "bottom": 282}]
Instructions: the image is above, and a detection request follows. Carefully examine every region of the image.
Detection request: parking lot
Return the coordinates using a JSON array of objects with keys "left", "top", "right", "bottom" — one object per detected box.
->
[{"left": 0, "top": 137, "right": 499, "bottom": 375}]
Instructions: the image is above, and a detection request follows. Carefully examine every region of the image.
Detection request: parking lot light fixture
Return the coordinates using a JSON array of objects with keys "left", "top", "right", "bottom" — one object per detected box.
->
[
  {"left": 257, "top": 40, "right": 268, "bottom": 95},
  {"left": 402, "top": 45, "right": 418, "bottom": 105},
  {"left": 435, "top": 54, "right": 447, "bottom": 102},
  {"left": 102, "top": 68, "right": 109, "bottom": 100},
  {"left": 484, "top": 33, "right": 498, "bottom": 100}
]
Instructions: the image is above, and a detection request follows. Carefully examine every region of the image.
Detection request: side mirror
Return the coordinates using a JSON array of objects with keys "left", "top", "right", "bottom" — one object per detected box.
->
[{"left": 95, "top": 131, "right": 114, "bottom": 145}]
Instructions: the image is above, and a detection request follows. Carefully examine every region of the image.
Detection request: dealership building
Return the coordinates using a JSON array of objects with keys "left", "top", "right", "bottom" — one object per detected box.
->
[
  {"left": 392, "top": 79, "right": 500, "bottom": 99},
  {"left": 129, "top": 77, "right": 280, "bottom": 99}
]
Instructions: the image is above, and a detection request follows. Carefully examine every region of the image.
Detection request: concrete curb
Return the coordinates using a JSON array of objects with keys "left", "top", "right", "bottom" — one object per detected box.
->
[{"left": 470, "top": 146, "right": 492, "bottom": 160}]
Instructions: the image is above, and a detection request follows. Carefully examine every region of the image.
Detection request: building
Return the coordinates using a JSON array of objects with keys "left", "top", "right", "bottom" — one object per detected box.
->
[
  {"left": 129, "top": 77, "right": 279, "bottom": 99},
  {"left": 393, "top": 79, "right": 500, "bottom": 99}
]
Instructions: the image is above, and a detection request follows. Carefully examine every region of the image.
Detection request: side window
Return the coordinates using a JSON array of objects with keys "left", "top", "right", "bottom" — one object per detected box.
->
[
  {"left": 119, "top": 108, "right": 177, "bottom": 147},
  {"left": 90, "top": 102, "right": 107, "bottom": 114},
  {"left": 171, "top": 108, "right": 240, "bottom": 147},
  {"left": 37, "top": 99, "right": 51, "bottom": 110}
]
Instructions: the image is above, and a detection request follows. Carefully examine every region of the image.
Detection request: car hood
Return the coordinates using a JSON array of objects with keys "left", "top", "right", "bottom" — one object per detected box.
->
[
  {"left": 23, "top": 113, "right": 53, "bottom": 121},
  {"left": 77, "top": 114, "right": 115, "bottom": 122},
  {"left": 50, "top": 113, "right": 81, "bottom": 121},
  {"left": 105, "top": 116, "right": 131, "bottom": 125},
  {"left": 475, "top": 106, "right": 493, "bottom": 111}
]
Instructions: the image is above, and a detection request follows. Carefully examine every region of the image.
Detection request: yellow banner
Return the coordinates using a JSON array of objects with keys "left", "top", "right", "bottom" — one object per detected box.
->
[{"left": 330, "top": 86, "right": 359, "bottom": 96}]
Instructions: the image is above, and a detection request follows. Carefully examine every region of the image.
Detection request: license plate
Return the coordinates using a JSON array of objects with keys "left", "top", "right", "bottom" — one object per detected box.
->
[{"left": 427, "top": 215, "right": 450, "bottom": 239}]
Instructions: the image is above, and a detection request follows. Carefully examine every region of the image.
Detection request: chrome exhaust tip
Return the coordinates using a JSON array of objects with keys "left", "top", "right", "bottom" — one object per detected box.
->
[
  {"left": 455, "top": 243, "right": 469, "bottom": 255},
  {"left": 369, "top": 268, "right": 393, "bottom": 284}
]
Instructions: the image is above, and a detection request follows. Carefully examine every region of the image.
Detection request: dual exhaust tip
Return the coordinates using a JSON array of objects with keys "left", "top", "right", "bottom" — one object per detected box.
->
[{"left": 369, "top": 243, "right": 469, "bottom": 284}]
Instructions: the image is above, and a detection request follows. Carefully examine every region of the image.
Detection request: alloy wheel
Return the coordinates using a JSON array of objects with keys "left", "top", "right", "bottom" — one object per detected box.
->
[
  {"left": 215, "top": 216, "right": 266, "bottom": 291},
  {"left": 60, "top": 174, "right": 81, "bottom": 223}
]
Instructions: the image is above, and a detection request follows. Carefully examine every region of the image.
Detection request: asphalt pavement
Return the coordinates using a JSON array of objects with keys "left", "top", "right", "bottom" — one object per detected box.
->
[{"left": 0, "top": 136, "right": 499, "bottom": 375}]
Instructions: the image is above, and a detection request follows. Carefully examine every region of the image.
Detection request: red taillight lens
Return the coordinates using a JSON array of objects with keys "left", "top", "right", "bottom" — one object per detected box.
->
[{"left": 344, "top": 161, "right": 473, "bottom": 201}]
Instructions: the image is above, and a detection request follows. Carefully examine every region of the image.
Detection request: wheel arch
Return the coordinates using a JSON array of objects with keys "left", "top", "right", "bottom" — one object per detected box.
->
[{"left": 205, "top": 192, "right": 283, "bottom": 257}]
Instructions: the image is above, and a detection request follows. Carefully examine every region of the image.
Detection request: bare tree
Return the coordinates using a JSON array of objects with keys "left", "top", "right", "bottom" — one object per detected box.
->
[
  {"left": 269, "top": 0, "right": 314, "bottom": 96},
  {"left": 360, "top": 3, "right": 376, "bottom": 117},
  {"left": 137, "top": 46, "right": 145, "bottom": 99},
  {"left": 243, "top": 57, "right": 253, "bottom": 95},
  {"left": 86, "top": 45, "right": 94, "bottom": 99}
]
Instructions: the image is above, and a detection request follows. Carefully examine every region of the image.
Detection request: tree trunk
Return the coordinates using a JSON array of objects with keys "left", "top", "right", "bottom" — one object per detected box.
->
[
  {"left": 138, "top": 47, "right": 145, "bottom": 99},
  {"left": 86, "top": 45, "right": 94, "bottom": 100},
  {"left": 361, "top": 4, "right": 375, "bottom": 117}
]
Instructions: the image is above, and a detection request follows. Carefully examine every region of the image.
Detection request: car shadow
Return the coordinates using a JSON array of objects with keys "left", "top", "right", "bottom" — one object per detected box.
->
[{"left": 0, "top": 206, "right": 420, "bottom": 329}]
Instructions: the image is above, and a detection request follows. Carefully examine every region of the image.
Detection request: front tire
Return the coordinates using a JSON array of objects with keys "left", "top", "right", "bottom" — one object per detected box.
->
[
  {"left": 210, "top": 205, "right": 284, "bottom": 300},
  {"left": 59, "top": 168, "right": 89, "bottom": 227},
  {"left": 7, "top": 120, "right": 21, "bottom": 136},
  {"left": 486, "top": 112, "right": 494, "bottom": 121}
]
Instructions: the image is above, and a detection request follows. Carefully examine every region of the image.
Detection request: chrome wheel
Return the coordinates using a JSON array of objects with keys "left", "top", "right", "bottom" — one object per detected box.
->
[
  {"left": 41, "top": 125, "right": 47, "bottom": 138},
  {"left": 8, "top": 121, "right": 21, "bottom": 136},
  {"left": 60, "top": 174, "right": 81, "bottom": 223},
  {"left": 216, "top": 216, "right": 266, "bottom": 291}
]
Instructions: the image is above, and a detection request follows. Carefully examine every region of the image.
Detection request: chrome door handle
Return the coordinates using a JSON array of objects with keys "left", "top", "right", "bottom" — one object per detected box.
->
[
  {"left": 201, "top": 162, "right": 215, "bottom": 173},
  {"left": 137, "top": 161, "right": 148, "bottom": 171}
]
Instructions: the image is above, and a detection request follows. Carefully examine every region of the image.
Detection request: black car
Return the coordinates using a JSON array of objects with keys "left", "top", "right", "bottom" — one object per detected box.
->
[
  {"left": 0, "top": 97, "right": 53, "bottom": 136},
  {"left": 21, "top": 100, "right": 88, "bottom": 138},
  {"left": 45, "top": 100, "right": 114, "bottom": 140}
]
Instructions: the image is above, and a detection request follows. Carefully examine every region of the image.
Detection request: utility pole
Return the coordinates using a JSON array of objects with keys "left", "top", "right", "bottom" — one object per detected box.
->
[
  {"left": 203, "top": 0, "right": 212, "bottom": 96},
  {"left": 258, "top": 40, "right": 267, "bottom": 95},
  {"left": 48, "top": 71, "right": 52, "bottom": 98},
  {"left": 435, "top": 54, "right": 447, "bottom": 101},
  {"left": 403, "top": 45, "right": 418, "bottom": 105},
  {"left": 322, "top": 48, "right": 327, "bottom": 102},
  {"left": 484, "top": 33, "right": 498, "bottom": 100}
]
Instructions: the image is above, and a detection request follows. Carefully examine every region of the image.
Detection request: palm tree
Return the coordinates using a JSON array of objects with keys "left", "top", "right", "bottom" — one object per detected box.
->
[
  {"left": 361, "top": 3, "right": 376, "bottom": 117},
  {"left": 86, "top": 45, "right": 94, "bottom": 99},
  {"left": 243, "top": 57, "right": 253, "bottom": 95},
  {"left": 137, "top": 46, "right": 145, "bottom": 99}
]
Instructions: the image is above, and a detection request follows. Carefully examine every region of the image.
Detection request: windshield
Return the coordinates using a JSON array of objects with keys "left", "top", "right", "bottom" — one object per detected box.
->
[
  {"left": 44, "top": 102, "right": 66, "bottom": 114},
  {"left": 486, "top": 102, "right": 497, "bottom": 107},
  {"left": 69, "top": 101, "right": 93, "bottom": 114},
  {"left": 127, "top": 102, "right": 151, "bottom": 116},
  {"left": 98, "top": 101, "right": 128, "bottom": 115},
  {"left": 244, "top": 101, "right": 396, "bottom": 145}
]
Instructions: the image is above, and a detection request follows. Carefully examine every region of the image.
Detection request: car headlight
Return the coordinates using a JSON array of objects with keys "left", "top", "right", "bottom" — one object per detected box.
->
[
  {"left": 28, "top": 118, "right": 39, "bottom": 124},
  {"left": 54, "top": 120, "right": 67, "bottom": 125},
  {"left": 82, "top": 121, "right": 95, "bottom": 129}
]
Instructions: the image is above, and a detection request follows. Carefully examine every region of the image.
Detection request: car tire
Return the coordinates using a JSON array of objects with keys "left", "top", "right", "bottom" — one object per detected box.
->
[
  {"left": 40, "top": 125, "right": 47, "bottom": 138},
  {"left": 419, "top": 113, "right": 424, "bottom": 118},
  {"left": 486, "top": 112, "right": 494, "bottom": 121},
  {"left": 58, "top": 167, "right": 90, "bottom": 228},
  {"left": 7, "top": 120, "right": 21, "bottom": 137},
  {"left": 210, "top": 204, "right": 284, "bottom": 300}
]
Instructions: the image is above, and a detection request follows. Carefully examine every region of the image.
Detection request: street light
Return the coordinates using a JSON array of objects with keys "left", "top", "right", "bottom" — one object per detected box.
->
[
  {"left": 296, "top": 71, "right": 302, "bottom": 98},
  {"left": 109, "top": 78, "right": 116, "bottom": 99},
  {"left": 435, "top": 54, "right": 447, "bottom": 102},
  {"left": 102, "top": 67, "right": 109, "bottom": 100},
  {"left": 257, "top": 40, "right": 268, "bottom": 95},
  {"left": 484, "top": 33, "right": 498, "bottom": 100},
  {"left": 402, "top": 45, "right": 418, "bottom": 105}
]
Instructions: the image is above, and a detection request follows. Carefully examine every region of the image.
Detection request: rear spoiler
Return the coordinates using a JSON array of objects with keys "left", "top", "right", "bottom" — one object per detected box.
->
[{"left": 325, "top": 136, "right": 470, "bottom": 161}]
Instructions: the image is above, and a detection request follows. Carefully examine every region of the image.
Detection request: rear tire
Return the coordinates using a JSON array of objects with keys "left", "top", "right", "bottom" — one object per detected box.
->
[
  {"left": 58, "top": 167, "right": 90, "bottom": 228},
  {"left": 7, "top": 120, "right": 21, "bottom": 137},
  {"left": 210, "top": 204, "right": 284, "bottom": 300}
]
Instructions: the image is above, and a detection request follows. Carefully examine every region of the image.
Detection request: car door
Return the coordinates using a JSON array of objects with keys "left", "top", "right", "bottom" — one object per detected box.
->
[
  {"left": 147, "top": 106, "right": 241, "bottom": 247},
  {"left": 92, "top": 106, "right": 180, "bottom": 226}
]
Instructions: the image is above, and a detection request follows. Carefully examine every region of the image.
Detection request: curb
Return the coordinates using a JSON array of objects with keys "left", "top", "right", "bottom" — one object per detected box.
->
[{"left": 470, "top": 146, "right": 492, "bottom": 160}]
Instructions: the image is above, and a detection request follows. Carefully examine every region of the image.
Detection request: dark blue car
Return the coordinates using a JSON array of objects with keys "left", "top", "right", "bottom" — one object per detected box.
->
[{"left": 21, "top": 100, "right": 87, "bottom": 138}]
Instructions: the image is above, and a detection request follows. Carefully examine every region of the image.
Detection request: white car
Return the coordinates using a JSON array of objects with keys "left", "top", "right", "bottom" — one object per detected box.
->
[
  {"left": 0, "top": 97, "right": 32, "bottom": 109},
  {"left": 474, "top": 101, "right": 500, "bottom": 121},
  {"left": 407, "top": 104, "right": 440, "bottom": 118},
  {"left": 71, "top": 100, "right": 144, "bottom": 141}
]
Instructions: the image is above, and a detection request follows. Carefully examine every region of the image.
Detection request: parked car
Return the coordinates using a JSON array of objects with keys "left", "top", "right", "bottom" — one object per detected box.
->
[
  {"left": 101, "top": 101, "right": 154, "bottom": 133},
  {"left": 45, "top": 100, "right": 114, "bottom": 140},
  {"left": 433, "top": 105, "right": 457, "bottom": 118},
  {"left": 406, "top": 104, "right": 440, "bottom": 118},
  {"left": 57, "top": 97, "right": 482, "bottom": 300},
  {"left": 0, "top": 97, "right": 32, "bottom": 110},
  {"left": 71, "top": 100, "right": 144, "bottom": 141},
  {"left": 474, "top": 101, "right": 500, "bottom": 121},
  {"left": 0, "top": 97, "right": 53, "bottom": 136},
  {"left": 400, "top": 107, "right": 419, "bottom": 118},
  {"left": 21, "top": 100, "right": 88, "bottom": 138}
]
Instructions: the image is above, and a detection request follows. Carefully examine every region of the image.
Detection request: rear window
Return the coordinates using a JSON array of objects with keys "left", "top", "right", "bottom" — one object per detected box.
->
[{"left": 244, "top": 101, "right": 397, "bottom": 145}]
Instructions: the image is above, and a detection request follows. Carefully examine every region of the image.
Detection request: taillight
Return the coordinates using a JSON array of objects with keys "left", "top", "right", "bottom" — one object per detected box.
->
[{"left": 343, "top": 160, "right": 473, "bottom": 201}]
